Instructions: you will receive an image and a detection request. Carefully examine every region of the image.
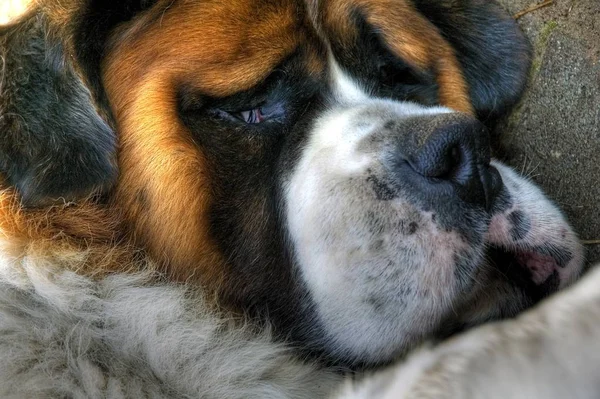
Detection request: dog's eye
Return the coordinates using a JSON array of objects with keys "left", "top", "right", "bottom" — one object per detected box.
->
[
  {"left": 237, "top": 108, "right": 265, "bottom": 124},
  {"left": 230, "top": 101, "right": 286, "bottom": 124},
  {"left": 210, "top": 99, "right": 286, "bottom": 125}
]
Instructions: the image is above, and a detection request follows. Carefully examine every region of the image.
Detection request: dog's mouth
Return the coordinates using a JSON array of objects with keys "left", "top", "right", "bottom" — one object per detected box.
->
[
  {"left": 435, "top": 243, "right": 573, "bottom": 341},
  {"left": 485, "top": 244, "right": 563, "bottom": 301},
  {"left": 479, "top": 162, "right": 583, "bottom": 296},
  {"left": 431, "top": 163, "right": 585, "bottom": 341}
]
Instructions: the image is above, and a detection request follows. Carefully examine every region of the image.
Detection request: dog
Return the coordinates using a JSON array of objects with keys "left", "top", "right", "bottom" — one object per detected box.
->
[{"left": 0, "top": 0, "right": 586, "bottom": 397}]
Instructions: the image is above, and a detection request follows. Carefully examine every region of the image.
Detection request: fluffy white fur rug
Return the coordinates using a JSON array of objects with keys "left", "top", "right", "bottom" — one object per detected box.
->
[{"left": 0, "top": 250, "right": 341, "bottom": 398}]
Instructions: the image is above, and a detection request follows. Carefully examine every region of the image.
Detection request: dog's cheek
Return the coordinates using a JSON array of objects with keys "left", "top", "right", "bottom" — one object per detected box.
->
[
  {"left": 0, "top": 17, "right": 116, "bottom": 207},
  {"left": 283, "top": 106, "right": 483, "bottom": 363}
]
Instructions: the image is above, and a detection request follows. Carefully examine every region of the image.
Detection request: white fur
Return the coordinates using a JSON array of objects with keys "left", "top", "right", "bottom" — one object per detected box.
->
[
  {"left": 0, "top": 243, "right": 341, "bottom": 398},
  {"left": 329, "top": 56, "right": 369, "bottom": 103},
  {"left": 285, "top": 100, "right": 464, "bottom": 363},
  {"left": 487, "top": 162, "right": 583, "bottom": 287}
]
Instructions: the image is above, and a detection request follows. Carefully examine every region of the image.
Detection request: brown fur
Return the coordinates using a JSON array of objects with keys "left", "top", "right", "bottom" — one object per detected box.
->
[
  {"left": 0, "top": 183, "right": 142, "bottom": 278},
  {"left": 101, "top": 0, "right": 320, "bottom": 284}
]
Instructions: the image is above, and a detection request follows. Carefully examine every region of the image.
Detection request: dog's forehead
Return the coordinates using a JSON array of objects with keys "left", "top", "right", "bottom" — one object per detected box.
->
[
  {"left": 104, "top": 0, "right": 318, "bottom": 98},
  {"left": 103, "top": 0, "right": 470, "bottom": 112}
]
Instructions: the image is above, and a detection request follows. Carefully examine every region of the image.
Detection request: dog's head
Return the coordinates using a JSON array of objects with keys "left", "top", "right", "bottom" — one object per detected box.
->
[{"left": 0, "top": 0, "right": 584, "bottom": 365}]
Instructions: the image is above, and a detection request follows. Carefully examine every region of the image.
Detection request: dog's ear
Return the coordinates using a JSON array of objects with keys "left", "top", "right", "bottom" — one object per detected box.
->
[
  {"left": 0, "top": 10, "right": 117, "bottom": 207},
  {"left": 414, "top": 0, "right": 531, "bottom": 120}
]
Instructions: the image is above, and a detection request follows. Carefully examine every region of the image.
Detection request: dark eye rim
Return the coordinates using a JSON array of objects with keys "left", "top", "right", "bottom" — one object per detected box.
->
[{"left": 177, "top": 51, "right": 317, "bottom": 128}]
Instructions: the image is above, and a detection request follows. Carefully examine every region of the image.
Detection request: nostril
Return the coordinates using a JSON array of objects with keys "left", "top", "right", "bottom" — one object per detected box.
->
[
  {"left": 446, "top": 144, "right": 478, "bottom": 186},
  {"left": 449, "top": 146, "right": 461, "bottom": 168},
  {"left": 413, "top": 144, "right": 458, "bottom": 180},
  {"left": 409, "top": 117, "right": 487, "bottom": 178},
  {"left": 481, "top": 166, "right": 503, "bottom": 211}
]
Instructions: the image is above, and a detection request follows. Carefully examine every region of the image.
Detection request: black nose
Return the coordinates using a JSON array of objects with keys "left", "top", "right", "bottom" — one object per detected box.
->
[{"left": 407, "top": 115, "right": 502, "bottom": 209}]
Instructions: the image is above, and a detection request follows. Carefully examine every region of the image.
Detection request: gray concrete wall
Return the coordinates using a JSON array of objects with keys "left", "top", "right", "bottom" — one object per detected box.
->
[{"left": 496, "top": 0, "right": 600, "bottom": 264}]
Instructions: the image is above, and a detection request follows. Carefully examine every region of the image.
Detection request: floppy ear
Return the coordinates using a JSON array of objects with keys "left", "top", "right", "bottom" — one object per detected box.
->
[
  {"left": 414, "top": 0, "right": 531, "bottom": 120},
  {"left": 0, "top": 12, "right": 116, "bottom": 207}
]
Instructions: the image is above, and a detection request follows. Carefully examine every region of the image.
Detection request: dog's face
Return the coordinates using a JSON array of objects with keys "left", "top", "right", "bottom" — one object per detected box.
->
[{"left": 0, "top": 0, "right": 584, "bottom": 365}]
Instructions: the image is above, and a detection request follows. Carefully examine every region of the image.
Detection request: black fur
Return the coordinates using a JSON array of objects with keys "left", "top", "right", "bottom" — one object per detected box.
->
[
  {"left": 412, "top": 0, "right": 532, "bottom": 120},
  {"left": 0, "top": 0, "right": 529, "bottom": 205},
  {"left": 329, "top": 9, "right": 440, "bottom": 107},
  {"left": 0, "top": 0, "right": 158, "bottom": 206},
  {"left": 0, "top": 0, "right": 536, "bottom": 367},
  {"left": 329, "top": 0, "right": 531, "bottom": 120},
  {"left": 0, "top": 16, "right": 116, "bottom": 206},
  {"left": 508, "top": 209, "right": 531, "bottom": 241},
  {"left": 177, "top": 50, "right": 329, "bottom": 352}
]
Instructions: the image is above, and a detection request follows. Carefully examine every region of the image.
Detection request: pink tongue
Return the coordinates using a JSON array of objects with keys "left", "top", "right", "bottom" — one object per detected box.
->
[{"left": 516, "top": 250, "right": 556, "bottom": 285}]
